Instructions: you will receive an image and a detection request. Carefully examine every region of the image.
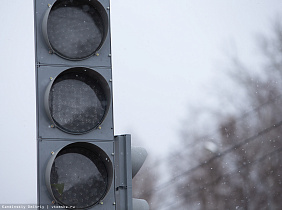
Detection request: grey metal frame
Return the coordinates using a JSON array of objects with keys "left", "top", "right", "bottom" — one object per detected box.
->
[
  {"left": 41, "top": 0, "right": 109, "bottom": 61},
  {"left": 35, "top": 0, "right": 134, "bottom": 209},
  {"left": 38, "top": 140, "right": 116, "bottom": 209},
  {"left": 37, "top": 65, "right": 114, "bottom": 140},
  {"left": 43, "top": 67, "right": 112, "bottom": 135},
  {"left": 45, "top": 142, "right": 114, "bottom": 206},
  {"left": 38, "top": 135, "right": 133, "bottom": 210},
  {"left": 35, "top": 0, "right": 111, "bottom": 67},
  {"left": 115, "top": 135, "right": 133, "bottom": 210}
]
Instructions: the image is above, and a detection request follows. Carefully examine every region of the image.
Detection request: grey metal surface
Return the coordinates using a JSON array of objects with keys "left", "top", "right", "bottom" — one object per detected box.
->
[
  {"left": 36, "top": 0, "right": 116, "bottom": 209},
  {"left": 38, "top": 140, "right": 116, "bottom": 209},
  {"left": 133, "top": 199, "right": 150, "bottom": 210},
  {"left": 131, "top": 146, "right": 148, "bottom": 178},
  {"left": 37, "top": 65, "right": 114, "bottom": 140},
  {"left": 41, "top": 0, "right": 109, "bottom": 61},
  {"left": 115, "top": 135, "right": 133, "bottom": 210},
  {"left": 35, "top": 0, "right": 114, "bottom": 140},
  {"left": 131, "top": 147, "right": 149, "bottom": 210},
  {"left": 35, "top": 0, "right": 112, "bottom": 67},
  {"left": 43, "top": 67, "right": 112, "bottom": 135}
]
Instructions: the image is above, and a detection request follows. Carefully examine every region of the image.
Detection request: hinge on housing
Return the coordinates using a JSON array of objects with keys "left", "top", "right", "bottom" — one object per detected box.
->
[{"left": 116, "top": 186, "right": 128, "bottom": 191}]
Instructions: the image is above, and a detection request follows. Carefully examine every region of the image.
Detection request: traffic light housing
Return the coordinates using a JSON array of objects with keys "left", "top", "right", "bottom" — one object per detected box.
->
[
  {"left": 35, "top": 0, "right": 114, "bottom": 209},
  {"left": 36, "top": 0, "right": 113, "bottom": 140},
  {"left": 41, "top": 0, "right": 108, "bottom": 61},
  {"left": 132, "top": 147, "right": 150, "bottom": 210},
  {"left": 35, "top": 0, "right": 149, "bottom": 209}
]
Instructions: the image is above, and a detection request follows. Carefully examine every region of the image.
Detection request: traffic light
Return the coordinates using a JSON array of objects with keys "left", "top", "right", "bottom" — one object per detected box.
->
[
  {"left": 35, "top": 0, "right": 149, "bottom": 209},
  {"left": 132, "top": 147, "right": 150, "bottom": 210}
]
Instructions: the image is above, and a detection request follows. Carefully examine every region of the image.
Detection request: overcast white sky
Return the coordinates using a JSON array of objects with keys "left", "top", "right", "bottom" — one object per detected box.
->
[
  {"left": 0, "top": 0, "right": 282, "bottom": 205},
  {"left": 111, "top": 0, "right": 282, "bottom": 152}
]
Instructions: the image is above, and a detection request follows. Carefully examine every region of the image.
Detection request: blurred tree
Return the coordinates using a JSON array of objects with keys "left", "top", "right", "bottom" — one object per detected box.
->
[{"left": 171, "top": 20, "right": 282, "bottom": 210}]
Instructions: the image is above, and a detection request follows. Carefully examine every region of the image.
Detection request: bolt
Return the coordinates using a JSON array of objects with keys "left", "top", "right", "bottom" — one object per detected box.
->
[
  {"left": 51, "top": 151, "right": 55, "bottom": 155},
  {"left": 100, "top": 201, "right": 104, "bottom": 205},
  {"left": 98, "top": 126, "right": 102, "bottom": 130},
  {"left": 51, "top": 200, "right": 55, "bottom": 204},
  {"left": 95, "top": 52, "right": 100, "bottom": 56},
  {"left": 48, "top": 49, "right": 53, "bottom": 54},
  {"left": 50, "top": 77, "right": 53, "bottom": 81},
  {"left": 107, "top": 7, "right": 110, "bottom": 10},
  {"left": 48, "top": 4, "right": 52, "bottom": 8},
  {"left": 108, "top": 54, "right": 112, "bottom": 57},
  {"left": 109, "top": 79, "right": 112, "bottom": 82},
  {"left": 113, "top": 202, "right": 116, "bottom": 205},
  {"left": 111, "top": 153, "right": 115, "bottom": 156},
  {"left": 50, "top": 124, "right": 55, "bottom": 128}
]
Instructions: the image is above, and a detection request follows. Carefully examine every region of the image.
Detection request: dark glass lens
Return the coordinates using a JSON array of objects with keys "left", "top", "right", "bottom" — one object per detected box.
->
[
  {"left": 47, "top": 0, "right": 104, "bottom": 59},
  {"left": 50, "top": 146, "right": 108, "bottom": 208},
  {"left": 49, "top": 70, "right": 108, "bottom": 134}
]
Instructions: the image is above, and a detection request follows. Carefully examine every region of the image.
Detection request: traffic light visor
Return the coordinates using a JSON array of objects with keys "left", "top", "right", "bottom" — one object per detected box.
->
[
  {"left": 44, "top": 67, "right": 111, "bottom": 134},
  {"left": 45, "top": 142, "right": 113, "bottom": 209},
  {"left": 42, "top": 0, "right": 108, "bottom": 60}
]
